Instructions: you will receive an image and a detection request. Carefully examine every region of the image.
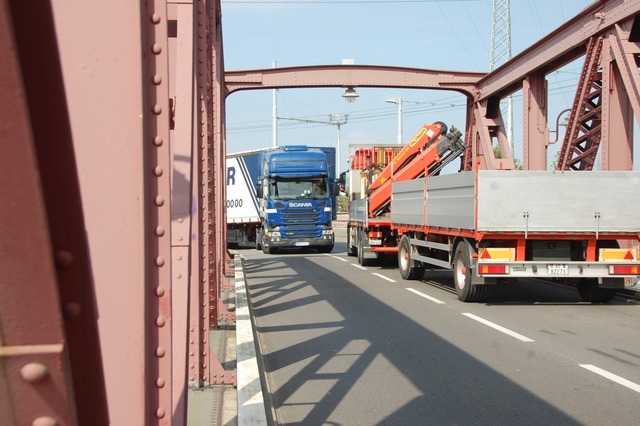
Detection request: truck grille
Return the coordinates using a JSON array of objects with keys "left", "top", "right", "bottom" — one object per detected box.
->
[{"left": 281, "top": 208, "right": 323, "bottom": 238}]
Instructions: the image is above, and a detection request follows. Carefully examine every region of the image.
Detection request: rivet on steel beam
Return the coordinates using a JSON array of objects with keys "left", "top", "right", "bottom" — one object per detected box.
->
[
  {"left": 153, "top": 166, "right": 163, "bottom": 177},
  {"left": 32, "top": 417, "right": 58, "bottom": 426},
  {"left": 152, "top": 104, "right": 162, "bottom": 115},
  {"left": 156, "top": 377, "right": 166, "bottom": 388},
  {"left": 177, "top": 236, "right": 184, "bottom": 242},
  {"left": 20, "top": 363, "right": 49, "bottom": 383},
  {"left": 54, "top": 250, "right": 74, "bottom": 267},
  {"left": 177, "top": 218, "right": 184, "bottom": 223},
  {"left": 155, "top": 226, "right": 165, "bottom": 237},
  {"left": 63, "top": 302, "right": 82, "bottom": 318},
  {"left": 153, "top": 136, "right": 163, "bottom": 147},
  {"left": 155, "top": 286, "right": 165, "bottom": 297},
  {"left": 156, "top": 408, "right": 166, "bottom": 419},
  {"left": 155, "top": 256, "right": 165, "bottom": 267},
  {"left": 177, "top": 255, "right": 183, "bottom": 261},
  {"left": 156, "top": 316, "right": 166, "bottom": 327},
  {"left": 151, "top": 44, "right": 162, "bottom": 54},
  {"left": 176, "top": 273, "right": 182, "bottom": 279},
  {"left": 155, "top": 196, "right": 165, "bottom": 206},
  {"left": 156, "top": 347, "right": 166, "bottom": 357},
  {"left": 151, "top": 13, "right": 162, "bottom": 24},
  {"left": 151, "top": 74, "right": 162, "bottom": 85}
]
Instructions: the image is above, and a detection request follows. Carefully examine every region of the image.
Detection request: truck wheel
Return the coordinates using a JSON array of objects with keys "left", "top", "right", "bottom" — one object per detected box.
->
[
  {"left": 577, "top": 278, "right": 616, "bottom": 303},
  {"left": 357, "top": 230, "right": 376, "bottom": 267},
  {"left": 398, "top": 235, "right": 423, "bottom": 280},
  {"left": 357, "top": 231, "right": 364, "bottom": 265},
  {"left": 262, "top": 242, "right": 277, "bottom": 255},
  {"left": 255, "top": 229, "right": 262, "bottom": 251},
  {"left": 317, "top": 245, "right": 334, "bottom": 254},
  {"left": 453, "top": 241, "right": 487, "bottom": 303},
  {"left": 346, "top": 225, "right": 356, "bottom": 257}
]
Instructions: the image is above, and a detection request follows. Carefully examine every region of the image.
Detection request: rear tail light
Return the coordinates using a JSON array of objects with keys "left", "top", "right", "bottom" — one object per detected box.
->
[
  {"left": 369, "top": 231, "right": 383, "bottom": 238},
  {"left": 479, "top": 264, "right": 508, "bottom": 274},
  {"left": 609, "top": 265, "right": 640, "bottom": 275}
]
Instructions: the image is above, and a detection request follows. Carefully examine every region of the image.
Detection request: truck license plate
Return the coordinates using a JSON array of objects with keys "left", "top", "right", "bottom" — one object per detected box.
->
[
  {"left": 369, "top": 238, "right": 382, "bottom": 246},
  {"left": 548, "top": 264, "right": 569, "bottom": 275},
  {"left": 294, "top": 242, "right": 310, "bottom": 247}
]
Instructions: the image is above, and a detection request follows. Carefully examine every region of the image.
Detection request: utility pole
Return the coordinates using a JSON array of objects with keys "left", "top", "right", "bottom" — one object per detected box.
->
[
  {"left": 490, "top": 0, "right": 512, "bottom": 149},
  {"left": 277, "top": 114, "right": 349, "bottom": 175},
  {"left": 272, "top": 60, "right": 278, "bottom": 147}
]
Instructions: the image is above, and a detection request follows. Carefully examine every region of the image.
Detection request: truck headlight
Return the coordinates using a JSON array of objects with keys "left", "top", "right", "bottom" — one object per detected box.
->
[{"left": 322, "top": 229, "right": 334, "bottom": 236}]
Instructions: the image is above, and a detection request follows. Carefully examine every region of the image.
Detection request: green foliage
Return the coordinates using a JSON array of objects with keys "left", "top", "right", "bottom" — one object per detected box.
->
[{"left": 337, "top": 195, "right": 348, "bottom": 213}]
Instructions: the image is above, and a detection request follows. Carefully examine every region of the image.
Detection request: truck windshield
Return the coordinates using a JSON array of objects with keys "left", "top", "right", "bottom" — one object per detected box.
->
[{"left": 268, "top": 177, "right": 328, "bottom": 200}]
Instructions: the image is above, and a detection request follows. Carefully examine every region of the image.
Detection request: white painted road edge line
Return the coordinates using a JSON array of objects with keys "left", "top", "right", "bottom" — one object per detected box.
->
[
  {"left": 580, "top": 364, "right": 640, "bottom": 394},
  {"left": 235, "top": 256, "right": 269, "bottom": 425},
  {"left": 372, "top": 273, "right": 397, "bottom": 283},
  {"left": 406, "top": 288, "right": 446, "bottom": 304},
  {"left": 350, "top": 263, "right": 367, "bottom": 270},
  {"left": 462, "top": 312, "right": 535, "bottom": 343},
  {"left": 324, "top": 253, "right": 348, "bottom": 262}
]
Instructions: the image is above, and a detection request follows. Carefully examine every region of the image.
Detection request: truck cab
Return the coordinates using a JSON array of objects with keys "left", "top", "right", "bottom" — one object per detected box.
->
[{"left": 255, "top": 146, "right": 336, "bottom": 254}]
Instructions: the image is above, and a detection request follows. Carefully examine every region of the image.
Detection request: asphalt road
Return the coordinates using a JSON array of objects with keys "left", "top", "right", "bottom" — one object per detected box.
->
[{"left": 239, "top": 233, "right": 640, "bottom": 425}]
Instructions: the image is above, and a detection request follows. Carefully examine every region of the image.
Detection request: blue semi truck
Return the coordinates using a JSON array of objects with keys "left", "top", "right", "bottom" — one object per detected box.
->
[{"left": 226, "top": 145, "right": 337, "bottom": 254}]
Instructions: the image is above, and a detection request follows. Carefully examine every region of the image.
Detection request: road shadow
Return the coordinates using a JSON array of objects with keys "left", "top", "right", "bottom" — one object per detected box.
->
[{"left": 243, "top": 254, "right": 585, "bottom": 425}]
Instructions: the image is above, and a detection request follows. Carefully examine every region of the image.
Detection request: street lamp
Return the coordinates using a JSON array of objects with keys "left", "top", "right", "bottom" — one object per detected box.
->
[
  {"left": 385, "top": 97, "right": 420, "bottom": 144},
  {"left": 342, "top": 87, "right": 359, "bottom": 103}
]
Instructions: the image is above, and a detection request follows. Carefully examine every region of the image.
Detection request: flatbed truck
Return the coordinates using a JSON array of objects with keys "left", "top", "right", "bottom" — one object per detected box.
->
[{"left": 347, "top": 122, "right": 640, "bottom": 303}]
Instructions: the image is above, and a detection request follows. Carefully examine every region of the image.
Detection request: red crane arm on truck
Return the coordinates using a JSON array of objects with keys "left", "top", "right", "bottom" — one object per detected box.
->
[{"left": 367, "top": 122, "right": 465, "bottom": 217}]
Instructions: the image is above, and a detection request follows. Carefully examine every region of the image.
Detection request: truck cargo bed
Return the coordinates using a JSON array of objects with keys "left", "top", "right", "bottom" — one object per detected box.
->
[{"left": 392, "top": 171, "right": 640, "bottom": 234}]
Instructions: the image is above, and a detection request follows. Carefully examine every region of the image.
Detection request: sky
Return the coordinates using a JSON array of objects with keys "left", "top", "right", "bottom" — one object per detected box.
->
[{"left": 220, "top": 0, "right": 595, "bottom": 172}]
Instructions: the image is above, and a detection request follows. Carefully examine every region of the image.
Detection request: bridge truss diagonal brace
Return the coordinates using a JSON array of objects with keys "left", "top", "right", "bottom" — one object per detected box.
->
[
  {"left": 468, "top": 101, "right": 515, "bottom": 171},
  {"left": 558, "top": 35, "right": 605, "bottom": 171}
]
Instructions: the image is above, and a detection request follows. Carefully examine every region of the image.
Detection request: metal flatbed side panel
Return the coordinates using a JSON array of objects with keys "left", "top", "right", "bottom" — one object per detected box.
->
[
  {"left": 476, "top": 171, "right": 640, "bottom": 233},
  {"left": 349, "top": 198, "right": 368, "bottom": 224},
  {"left": 392, "top": 172, "right": 475, "bottom": 229}
]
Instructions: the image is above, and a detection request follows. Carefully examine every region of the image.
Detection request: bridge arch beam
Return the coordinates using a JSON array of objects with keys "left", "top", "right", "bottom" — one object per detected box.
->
[{"left": 225, "top": 64, "right": 484, "bottom": 99}]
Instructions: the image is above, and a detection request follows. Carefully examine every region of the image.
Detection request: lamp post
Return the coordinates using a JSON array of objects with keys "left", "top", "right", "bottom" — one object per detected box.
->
[{"left": 385, "top": 97, "right": 420, "bottom": 144}]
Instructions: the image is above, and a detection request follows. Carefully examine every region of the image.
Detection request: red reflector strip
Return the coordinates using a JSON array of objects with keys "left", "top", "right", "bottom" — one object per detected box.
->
[
  {"left": 479, "top": 264, "right": 508, "bottom": 274},
  {"left": 609, "top": 265, "right": 640, "bottom": 275},
  {"left": 369, "top": 231, "right": 383, "bottom": 238}
]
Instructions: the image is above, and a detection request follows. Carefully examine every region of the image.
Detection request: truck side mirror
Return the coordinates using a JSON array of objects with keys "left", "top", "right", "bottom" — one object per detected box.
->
[
  {"left": 333, "top": 182, "right": 341, "bottom": 195},
  {"left": 256, "top": 183, "right": 263, "bottom": 198}
]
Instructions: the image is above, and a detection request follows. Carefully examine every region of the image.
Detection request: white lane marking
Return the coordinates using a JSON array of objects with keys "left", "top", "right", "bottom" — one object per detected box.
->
[
  {"left": 323, "top": 253, "right": 348, "bottom": 262},
  {"left": 372, "top": 273, "right": 396, "bottom": 283},
  {"left": 580, "top": 364, "right": 640, "bottom": 394},
  {"left": 351, "top": 264, "right": 367, "bottom": 271},
  {"left": 406, "top": 288, "right": 446, "bottom": 304},
  {"left": 462, "top": 313, "right": 535, "bottom": 342}
]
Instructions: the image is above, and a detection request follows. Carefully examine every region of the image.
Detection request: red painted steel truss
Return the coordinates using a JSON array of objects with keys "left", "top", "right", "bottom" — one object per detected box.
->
[{"left": 2, "top": 0, "right": 640, "bottom": 425}]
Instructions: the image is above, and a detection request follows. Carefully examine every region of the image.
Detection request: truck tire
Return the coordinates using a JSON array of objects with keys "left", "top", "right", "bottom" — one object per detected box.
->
[
  {"left": 357, "top": 230, "right": 376, "bottom": 267},
  {"left": 576, "top": 278, "right": 616, "bottom": 303},
  {"left": 357, "top": 231, "right": 364, "bottom": 265},
  {"left": 346, "top": 225, "right": 356, "bottom": 257},
  {"left": 317, "top": 245, "right": 334, "bottom": 254},
  {"left": 398, "top": 235, "right": 423, "bottom": 280},
  {"left": 255, "top": 229, "right": 262, "bottom": 251},
  {"left": 262, "top": 242, "right": 277, "bottom": 255},
  {"left": 453, "top": 241, "right": 488, "bottom": 303}
]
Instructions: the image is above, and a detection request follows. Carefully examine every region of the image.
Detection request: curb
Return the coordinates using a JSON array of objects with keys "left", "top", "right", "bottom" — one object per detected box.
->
[{"left": 235, "top": 256, "right": 269, "bottom": 425}]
